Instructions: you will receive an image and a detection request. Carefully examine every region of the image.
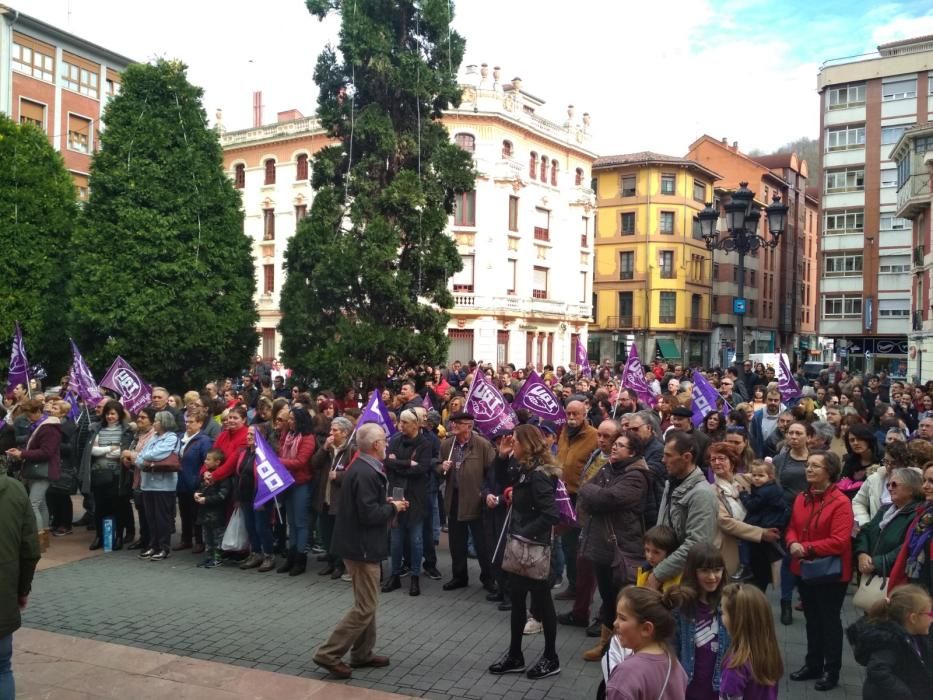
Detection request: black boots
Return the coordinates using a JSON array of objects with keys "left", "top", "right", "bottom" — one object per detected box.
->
[
  {"left": 780, "top": 600, "right": 793, "bottom": 626},
  {"left": 381, "top": 575, "right": 402, "bottom": 593},
  {"left": 276, "top": 548, "right": 296, "bottom": 574},
  {"left": 289, "top": 552, "right": 307, "bottom": 576},
  {"left": 409, "top": 576, "right": 420, "bottom": 596}
]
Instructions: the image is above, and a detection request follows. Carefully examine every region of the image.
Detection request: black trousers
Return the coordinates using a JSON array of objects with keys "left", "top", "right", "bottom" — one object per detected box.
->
[
  {"left": 177, "top": 491, "right": 202, "bottom": 544},
  {"left": 92, "top": 481, "right": 121, "bottom": 541},
  {"left": 797, "top": 578, "right": 848, "bottom": 676},
  {"left": 508, "top": 573, "right": 557, "bottom": 659},
  {"left": 559, "top": 494, "right": 580, "bottom": 588},
  {"left": 142, "top": 491, "right": 175, "bottom": 552},
  {"left": 593, "top": 561, "right": 621, "bottom": 628},
  {"left": 448, "top": 491, "right": 491, "bottom": 583},
  {"left": 421, "top": 511, "right": 437, "bottom": 568},
  {"left": 118, "top": 493, "right": 135, "bottom": 540},
  {"left": 46, "top": 488, "right": 73, "bottom": 530}
]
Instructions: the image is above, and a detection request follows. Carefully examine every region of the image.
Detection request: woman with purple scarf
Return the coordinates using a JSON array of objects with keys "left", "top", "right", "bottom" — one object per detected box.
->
[{"left": 888, "top": 463, "right": 933, "bottom": 594}]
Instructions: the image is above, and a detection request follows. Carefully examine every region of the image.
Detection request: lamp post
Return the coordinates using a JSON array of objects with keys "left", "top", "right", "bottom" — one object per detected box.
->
[{"left": 695, "top": 182, "right": 788, "bottom": 368}]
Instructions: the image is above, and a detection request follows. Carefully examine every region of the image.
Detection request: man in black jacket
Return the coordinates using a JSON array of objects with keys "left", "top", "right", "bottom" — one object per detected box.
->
[{"left": 313, "top": 423, "right": 408, "bottom": 680}]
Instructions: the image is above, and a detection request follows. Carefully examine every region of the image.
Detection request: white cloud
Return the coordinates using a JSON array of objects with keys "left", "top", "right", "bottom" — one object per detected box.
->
[{"left": 871, "top": 9, "right": 933, "bottom": 46}]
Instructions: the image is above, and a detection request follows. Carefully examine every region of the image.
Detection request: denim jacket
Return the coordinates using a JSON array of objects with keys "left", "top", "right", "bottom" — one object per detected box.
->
[{"left": 674, "top": 604, "right": 731, "bottom": 692}]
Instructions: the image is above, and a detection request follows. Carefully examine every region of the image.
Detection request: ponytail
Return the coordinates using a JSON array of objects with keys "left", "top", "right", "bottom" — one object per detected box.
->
[
  {"left": 868, "top": 584, "right": 930, "bottom": 625},
  {"left": 617, "top": 585, "right": 682, "bottom": 646}
]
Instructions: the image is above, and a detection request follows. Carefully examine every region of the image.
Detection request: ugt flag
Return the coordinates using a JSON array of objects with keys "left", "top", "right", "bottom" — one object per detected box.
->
[
  {"left": 690, "top": 372, "right": 721, "bottom": 427},
  {"left": 512, "top": 370, "right": 566, "bottom": 427},
  {"left": 69, "top": 339, "right": 103, "bottom": 407},
  {"left": 621, "top": 344, "right": 656, "bottom": 408},
  {"left": 575, "top": 337, "right": 591, "bottom": 377},
  {"left": 253, "top": 428, "right": 296, "bottom": 508},
  {"left": 359, "top": 390, "right": 398, "bottom": 436},
  {"left": 777, "top": 353, "right": 802, "bottom": 403},
  {"left": 100, "top": 356, "right": 152, "bottom": 414},
  {"left": 465, "top": 371, "right": 518, "bottom": 439},
  {"left": 7, "top": 322, "right": 29, "bottom": 391}
]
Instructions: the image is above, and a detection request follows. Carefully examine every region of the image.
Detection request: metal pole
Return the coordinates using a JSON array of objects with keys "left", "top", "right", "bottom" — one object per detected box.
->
[{"left": 736, "top": 237, "right": 746, "bottom": 367}]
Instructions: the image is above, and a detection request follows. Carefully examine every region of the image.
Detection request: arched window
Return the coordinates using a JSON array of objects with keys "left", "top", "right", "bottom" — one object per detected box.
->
[
  {"left": 529, "top": 152, "right": 538, "bottom": 180},
  {"left": 264, "top": 158, "right": 276, "bottom": 185},
  {"left": 502, "top": 140, "right": 513, "bottom": 158},
  {"left": 234, "top": 163, "right": 245, "bottom": 189},
  {"left": 540, "top": 155, "right": 548, "bottom": 183},
  {"left": 455, "top": 133, "right": 475, "bottom": 153},
  {"left": 551, "top": 159, "right": 559, "bottom": 186},
  {"left": 295, "top": 153, "right": 308, "bottom": 181},
  {"left": 575, "top": 167, "right": 584, "bottom": 186}
]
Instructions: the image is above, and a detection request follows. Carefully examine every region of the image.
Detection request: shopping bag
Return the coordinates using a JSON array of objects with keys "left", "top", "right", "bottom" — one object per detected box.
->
[{"left": 221, "top": 505, "right": 249, "bottom": 551}]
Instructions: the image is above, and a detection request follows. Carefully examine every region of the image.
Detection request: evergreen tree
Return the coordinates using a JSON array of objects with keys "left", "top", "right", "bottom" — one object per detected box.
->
[
  {"left": 0, "top": 114, "right": 77, "bottom": 378},
  {"left": 279, "top": 0, "right": 473, "bottom": 391},
  {"left": 70, "top": 60, "right": 258, "bottom": 388}
]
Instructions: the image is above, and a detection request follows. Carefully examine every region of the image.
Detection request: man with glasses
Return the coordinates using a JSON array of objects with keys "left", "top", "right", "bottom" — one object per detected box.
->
[{"left": 626, "top": 411, "right": 664, "bottom": 524}]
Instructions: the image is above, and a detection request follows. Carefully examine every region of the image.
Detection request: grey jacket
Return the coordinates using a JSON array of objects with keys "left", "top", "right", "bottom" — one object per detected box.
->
[{"left": 654, "top": 467, "right": 718, "bottom": 582}]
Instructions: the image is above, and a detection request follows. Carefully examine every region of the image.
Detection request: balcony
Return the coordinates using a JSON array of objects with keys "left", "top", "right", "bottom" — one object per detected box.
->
[
  {"left": 914, "top": 310, "right": 924, "bottom": 331},
  {"left": 896, "top": 170, "right": 931, "bottom": 219},
  {"left": 914, "top": 244, "right": 926, "bottom": 268},
  {"left": 604, "top": 315, "right": 641, "bottom": 329},
  {"left": 452, "top": 292, "right": 591, "bottom": 319},
  {"left": 534, "top": 227, "right": 550, "bottom": 242},
  {"left": 688, "top": 317, "right": 712, "bottom": 331}
]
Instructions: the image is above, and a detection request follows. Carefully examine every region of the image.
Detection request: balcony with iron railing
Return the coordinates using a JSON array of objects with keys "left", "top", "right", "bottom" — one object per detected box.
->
[
  {"left": 688, "top": 317, "right": 712, "bottom": 331},
  {"left": 604, "top": 315, "right": 641, "bottom": 329},
  {"left": 534, "top": 226, "right": 550, "bottom": 242}
]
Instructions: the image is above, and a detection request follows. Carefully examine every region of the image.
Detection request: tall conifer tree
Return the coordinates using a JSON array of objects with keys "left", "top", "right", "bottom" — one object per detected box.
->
[{"left": 279, "top": 0, "right": 473, "bottom": 390}]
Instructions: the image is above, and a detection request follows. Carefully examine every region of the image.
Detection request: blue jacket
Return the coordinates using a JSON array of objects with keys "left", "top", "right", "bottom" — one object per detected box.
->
[
  {"left": 674, "top": 604, "right": 731, "bottom": 692},
  {"left": 136, "top": 432, "right": 180, "bottom": 492},
  {"left": 177, "top": 431, "right": 212, "bottom": 492}
]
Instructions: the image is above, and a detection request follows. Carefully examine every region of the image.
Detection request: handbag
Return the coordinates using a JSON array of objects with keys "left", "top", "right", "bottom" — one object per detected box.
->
[
  {"left": 853, "top": 551, "right": 888, "bottom": 612},
  {"left": 502, "top": 533, "right": 551, "bottom": 580},
  {"left": 149, "top": 452, "right": 181, "bottom": 472},
  {"left": 607, "top": 522, "right": 640, "bottom": 586},
  {"left": 800, "top": 555, "right": 842, "bottom": 584},
  {"left": 21, "top": 462, "right": 49, "bottom": 480}
]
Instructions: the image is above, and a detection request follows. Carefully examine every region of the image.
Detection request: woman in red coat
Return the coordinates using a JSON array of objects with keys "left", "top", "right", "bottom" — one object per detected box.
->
[
  {"left": 784, "top": 449, "right": 853, "bottom": 692},
  {"left": 275, "top": 405, "right": 316, "bottom": 576},
  {"left": 888, "top": 462, "right": 933, "bottom": 595},
  {"left": 205, "top": 405, "right": 249, "bottom": 483}
]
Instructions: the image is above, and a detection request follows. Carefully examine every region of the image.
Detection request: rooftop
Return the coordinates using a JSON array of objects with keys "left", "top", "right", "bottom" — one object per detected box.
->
[{"left": 593, "top": 151, "right": 689, "bottom": 167}]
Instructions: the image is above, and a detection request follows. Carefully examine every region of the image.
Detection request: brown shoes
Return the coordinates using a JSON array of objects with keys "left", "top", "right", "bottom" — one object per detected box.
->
[
  {"left": 350, "top": 655, "right": 390, "bottom": 669},
  {"left": 312, "top": 656, "right": 353, "bottom": 679}
]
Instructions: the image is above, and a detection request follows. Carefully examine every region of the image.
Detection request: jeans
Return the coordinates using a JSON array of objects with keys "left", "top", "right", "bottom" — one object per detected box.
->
[
  {"left": 27, "top": 479, "right": 50, "bottom": 530},
  {"left": 285, "top": 482, "right": 311, "bottom": 552},
  {"left": 551, "top": 536, "right": 566, "bottom": 579},
  {"left": 780, "top": 553, "right": 795, "bottom": 602},
  {"left": 593, "top": 562, "right": 621, "bottom": 628},
  {"left": 391, "top": 523, "right": 423, "bottom": 576},
  {"left": 244, "top": 501, "right": 274, "bottom": 555},
  {"left": 0, "top": 633, "right": 12, "bottom": 700},
  {"left": 559, "top": 527, "right": 579, "bottom": 589}
]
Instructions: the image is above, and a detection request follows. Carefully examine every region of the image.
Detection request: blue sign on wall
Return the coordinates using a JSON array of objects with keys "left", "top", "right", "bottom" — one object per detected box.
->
[{"left": 733, "top": 297, "right": 747, "bottom": 315}]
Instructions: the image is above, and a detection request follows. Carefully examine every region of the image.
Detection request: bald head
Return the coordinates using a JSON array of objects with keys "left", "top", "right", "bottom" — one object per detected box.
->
[
  {"left": 597, "top": 419, "right": 621, "bottom": 454},
  {"left": 566, "top": 400, "right": 586, "bottom": 428}
]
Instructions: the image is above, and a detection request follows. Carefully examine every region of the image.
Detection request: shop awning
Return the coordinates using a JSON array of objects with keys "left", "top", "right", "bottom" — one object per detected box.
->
[{"left": 656, "top": 339, "right": 681, "bottom": 360}]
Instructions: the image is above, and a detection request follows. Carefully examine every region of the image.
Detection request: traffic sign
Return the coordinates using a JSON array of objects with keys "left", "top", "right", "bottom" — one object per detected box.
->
[{"left": 733, "top": 297, "right": 747, "bottom": 315}]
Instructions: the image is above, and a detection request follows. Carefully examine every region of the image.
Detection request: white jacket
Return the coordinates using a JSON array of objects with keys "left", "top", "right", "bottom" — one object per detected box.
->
[{"left": 852, "top": 467, "right": 887, "bottom": 526}]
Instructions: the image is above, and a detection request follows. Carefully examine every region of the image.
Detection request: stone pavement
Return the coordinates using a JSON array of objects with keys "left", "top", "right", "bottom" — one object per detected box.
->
[{"left": 19, "top": 526, "right": 866, "bottom": 700}]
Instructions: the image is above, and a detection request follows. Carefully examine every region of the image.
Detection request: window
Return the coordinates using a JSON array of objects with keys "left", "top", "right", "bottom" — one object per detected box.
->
[
  {"left": 882, "top": 79, "right": 917, "bottom": 101},
  {"left": 502, "top": 140, "right": 513, "bottom": 158},
  {"left": 296, "top": 153, "right": 309, "bottom": 180},
  {"left": 580, "top": 271, "right": 587, "bottom": 304},
  {"left": 749, "top": 270, "right": 756, "bottom": 286},
  {"left": 18, "top": 99, "right": 45, "bottom": 130},
  {"left": 11, "top": 35, "right": 55, "bottom": 82},
  {"left": 619, "top": 251, "right": 634, "bottom": 280},
  {"left": 693, "top": 180, "right": 706, "bottom": 202},
  {"left": 930, "top": 76, "right": 933, "bottom": 95},
  {"left": 455, "top": 133, "right": 475, "bottom": 152},
  {"left": 826, "top": 125, "right": 865, "bottom": 151},
  {"left": 659, "top": 292, "right": 676, "bottom": 323},
  {"left": 659, "top": 251, "right": 674, "bottom": 278},
  {"left": 575, "top": 167, "right": 584, "bottom": 186},
  {"left": 540, "top": 155, "right": 548, "bottom": 182},
  {"left": 262, "top": 328, "right": 276, "bottom": 361},
  {"left": 881, "top": 168, "right": 897, "bottom": 188},
  {"left": 533, "top": 266, "right": 548, "bottom": 299},
  {"left": 621, "top": 212, "right": 636, "bottom": 235},
  {"left": 880, "top": 214, "right": 908, "bottom": 230},
  {"left": 506, "top": 259, "right": 516, "bottom": 295},
  {"left": 508, "top": 196, "right": 519, "bottom": 232},
  {"left": 62, "top": 56, "right": 99, "bottom": 98},
  {"left": 713, "top": 262, "right": 720, "bottom": 280},
  {"left": 452, "top": 255, "right": 474, "bottom": 292},
  {"left": 825, "top": 168, "right": 864, "bottom": 193},
  {"left": 234, "top": 163, "right": 245, "bottom": 189},
  {"left": 618, "top": 292, "right": 634, "bottom": 323},
  {"left": 551, "top": 159, "right": 558, "bottom": 186},
  {"left": 748, "top": 300, "right": 756, "bottom": 316},
  {"left": 263, "top": 208, "right": 275, "bottom": 240},
  {"left": 878, "top": 299, "right": 910, "bottom": 317},
  {"left": 263, "top": 264, "right": 275, "bottom": 294},
  {"left": 827, "top": 83, "right": 865, "bottom": 109},
  {"left": 294, "top": 204, "right": 307, "bottom": 223},
  {"left": 581, "top": 217, "right": 589, "bottom": 247},
  {"left": 67, "top": 114, "right": 92, "bottom": 153},
  {"left": 659, "top": 211, "right": 675, "bottom": 234},
  {"left": 264, "top": 158, "right": 276, "bottom": 185},
  {"left": 692, "top": 218, "right": 704, "bottom": 240},
  {"left": 824, "top": 208, "right": 864, "bottom": 234},
  {"left": 529, "top": 152, "right": 538, "bottom": 180},
  {"left": 824, "top": 254, "right": 863, "bottom": 276},
  {"left": 73, "top": 172, "right": 89, "bottom": 202},
  {"left": 879, "top": 255, "right": 910, "bottom": 274},
  {"left": 621, "top": 175, "right": 636, "bottom": 197},
  {"left": 660, "top": 174, "right": 676, "bottom": 195},
  {"left": 454, "top": 191, "right": 476, "bottom": 226},
  {"left": 882, "top": 125, "right": 910, "bottom": 145},
  {"left": 534, "top": 207, "right": 549, "bottom": 241},
  {"left": 823, "top": 294, "right": 862, "bottom": 318}
]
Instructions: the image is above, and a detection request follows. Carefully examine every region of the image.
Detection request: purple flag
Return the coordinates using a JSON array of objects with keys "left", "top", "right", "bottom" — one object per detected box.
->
[
  {"left": 690, "top": 372, "right": 721, "bottom": 427},
  {"left": 621, "top": 344, "right": 656, "bottom": 408},
  {"left": 358, "top": 390, "right": 398, "bottom": 436},
  {"left": 465, "top": 371, "right": 518, "bottom": 439},
  {"left": 422, "top": 392, "right": 434, "bottom": 411},
  {"left": 99, "top": 356, "right": 152, "bottom": 414},
  {"left": 575, "top": 337, "right": 591, "bottom": 377},
  {"left": 778, "top": 353, "right": 802, "bottom": 403},
  {"left": 253, "top": 428, "right": 296, "bottom": 508},
  {"left": 7, "top": 322, "right": 29, "bottom": 391},
  {"left": 68, "top": 339, "right": 103, "bottom": 407},
  {"left": 64, "top": 389, "right": 81, "bottom": 421},
  {"left": 512, "top": 370, "right": 566, "bottom": 427}
]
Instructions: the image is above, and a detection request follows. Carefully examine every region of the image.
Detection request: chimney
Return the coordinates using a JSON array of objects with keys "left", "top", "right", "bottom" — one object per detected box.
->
[
  {"left": 277, "top": 109, "right": 304, "bottom": 123},
  {"left": 721, "top": 137, "right": 728, "bottom": 145},
  {"left": 252, "top": 91, "right": 263, "bottom": 128},
  {"left": 512, "top": 76, "right": 522, "bottom": 91},
  {"left": 732, "top": 141, "right": 738, "bottom": 150}
]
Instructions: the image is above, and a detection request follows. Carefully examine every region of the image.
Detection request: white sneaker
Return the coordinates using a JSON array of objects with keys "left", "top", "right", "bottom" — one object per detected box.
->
[
  {"left": 523, "top": 618, "right": 543, "bottom": 635},
  {"left": 341, "top": 573, "right": 353, "bottom": 582}
]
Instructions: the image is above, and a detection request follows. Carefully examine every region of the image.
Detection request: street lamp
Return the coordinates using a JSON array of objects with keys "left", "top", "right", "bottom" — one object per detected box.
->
[{"left": 695, "top": 182, "right": 788, "bottom": 367}]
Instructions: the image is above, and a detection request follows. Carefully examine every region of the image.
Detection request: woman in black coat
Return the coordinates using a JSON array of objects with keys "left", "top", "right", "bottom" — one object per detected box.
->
[
  {"left": 382, "top": 409, "right": 432, "bottom": 596},
  {"left": 489, "top": 423, "right": 561, "bottom": 681}
]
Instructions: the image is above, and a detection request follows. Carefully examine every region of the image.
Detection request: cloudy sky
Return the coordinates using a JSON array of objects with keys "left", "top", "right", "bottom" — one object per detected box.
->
[{"left": 12, "top": 0, "right": 933, "bottom": 156}]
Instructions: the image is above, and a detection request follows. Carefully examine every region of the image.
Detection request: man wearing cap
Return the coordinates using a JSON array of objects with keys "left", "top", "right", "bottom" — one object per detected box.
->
[
  {"left": 438, "top": 412, "right": 497, "bottom": 591},
  {"left": 669, "top": 406, "right": 710, "bottom": 468}
]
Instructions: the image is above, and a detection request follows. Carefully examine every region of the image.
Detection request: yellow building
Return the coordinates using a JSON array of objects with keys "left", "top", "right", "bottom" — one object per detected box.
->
[{"left": 591, "top": 152, "right": 720, "bottom": 366}]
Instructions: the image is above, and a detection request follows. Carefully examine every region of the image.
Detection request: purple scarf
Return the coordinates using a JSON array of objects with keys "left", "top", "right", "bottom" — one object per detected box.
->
[
  {"left": 905, "top": 502, "right": 933, "bottom": 579},
  {"left": 27, "top": 414, "right": 48, "bottom": 434}
]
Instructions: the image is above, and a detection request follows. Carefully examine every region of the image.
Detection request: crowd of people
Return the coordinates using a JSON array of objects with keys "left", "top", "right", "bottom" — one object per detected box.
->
[{"left": 2, "top": 354, "right": 933, "bottom": 699}]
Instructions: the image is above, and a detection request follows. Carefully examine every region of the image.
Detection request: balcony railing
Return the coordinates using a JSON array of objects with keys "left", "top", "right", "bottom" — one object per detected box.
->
[
  {"left": 897, "top": 171, "right": 931, "bottom": 218},
  {"left": 605, "top": 315, "right": 641, "bottom": 329},
  {"left": 914, "top": 310, "right": 924, "bottom": 331},
  {"left": 451, "top": 292, "right": 591, "bottom": 319},
  {"left": 688, "top": 317, "right": 712, "bottom": 330},
  {"left": 534, "top": 227, "right": 550, "bottom": 241},
  {"left": 532, "top": 289, "right": 548, "bottom": 299}
]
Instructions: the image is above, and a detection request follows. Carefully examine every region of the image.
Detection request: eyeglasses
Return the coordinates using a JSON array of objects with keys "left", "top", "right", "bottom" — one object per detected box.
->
[{"left": 886, "top": 481, "right": 900, "bottom": 489}]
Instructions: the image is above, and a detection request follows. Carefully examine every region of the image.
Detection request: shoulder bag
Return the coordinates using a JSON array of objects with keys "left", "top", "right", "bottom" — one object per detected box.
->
[
  {"left": 499, "top": 506, "right": 552, "bottom": 581},
  {"left": 148, "top": 452, "right": 181, "bottom": 472},
  {"left": 853, "top": 551, "right": 888, "bottom": 612}
]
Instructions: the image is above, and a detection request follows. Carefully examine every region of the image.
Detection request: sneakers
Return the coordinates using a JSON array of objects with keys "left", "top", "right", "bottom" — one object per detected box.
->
[
  {"left": 489, "top": 653, "right": 526, "bottom": 675},
  {"left": 149, "top": 550, "right": 169, "bottom": 561},
  {"left": 550, "top": 576, "right": 563, "bottom": 590},
  {"left": 52, "top": 527, "right": 73, "bottom": 537},
  {"left": 309, "top": 544, "right": 326, "bottom": 554},
  {"left": 557, "top": 611, "right": 588, "bottom": 627},
  {"left": 399, "top": 565, "right": 411, "bottom": 577},
  {"left": 138, "top": 548, "right": 155, "bottom": 560},
  {"left": 239, "top": 553, "right": 263, "bottom": 570},
  {"left": 523, "top": 618, "right": 543, "bottom": 635},
  {"left": 202, "top": 556, "right": 222, "bottom": 569},
  {"left": 423, "top": 566, "right": 442, "bottom": 580},
  {"left": 341, "top": 573, "right": 352, "bottom": 582},
  {"left": 730, "top": 565, "right": 753, "bottom": 582},
  {"left": 526, "top": 655, "right": 560, "bottom": 680}
]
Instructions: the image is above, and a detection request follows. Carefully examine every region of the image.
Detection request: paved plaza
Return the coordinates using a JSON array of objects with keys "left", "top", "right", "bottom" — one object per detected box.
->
[{"left": 18, "top": 527, "right": 866, "bottom": 700}]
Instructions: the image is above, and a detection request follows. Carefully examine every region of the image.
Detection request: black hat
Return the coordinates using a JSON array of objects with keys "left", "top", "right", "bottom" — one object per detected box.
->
[
  {"left": 539, "top": 420, "right": 559, "bottom": 436},
  {"left": 671, "top": 406, "right": 693, "bottom": 418},
  {"left": 449, "top": 411, "right": 475, "bottom": 422}
]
